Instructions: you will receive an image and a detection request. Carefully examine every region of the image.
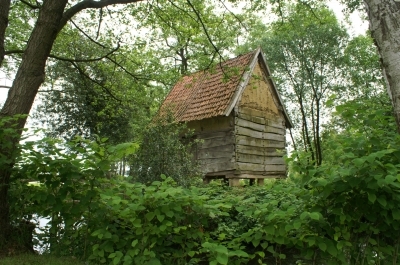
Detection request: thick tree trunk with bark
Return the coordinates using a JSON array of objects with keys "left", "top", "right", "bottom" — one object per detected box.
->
[
  {"left": 0, "top": 0, "right": 11, "bottom": 66},
  {"left": 0, "top": 0, "right": 142, "bottom": 250},
  {"left": 0, "top": 0, "right": 68, "bottom": 246},
  {"left": 364, "top": 0, "right": 400, "bottom": 131}
]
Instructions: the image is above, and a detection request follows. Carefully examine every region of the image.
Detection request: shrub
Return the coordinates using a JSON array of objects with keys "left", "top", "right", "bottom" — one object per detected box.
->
[{"left": 130, "top": 116, "right": 201, "bottom": 187}]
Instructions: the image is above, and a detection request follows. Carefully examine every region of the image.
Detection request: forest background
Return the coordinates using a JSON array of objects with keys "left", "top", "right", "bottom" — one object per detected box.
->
[{"left": 1, "top": 0, "right": 400, "bottom": 264}]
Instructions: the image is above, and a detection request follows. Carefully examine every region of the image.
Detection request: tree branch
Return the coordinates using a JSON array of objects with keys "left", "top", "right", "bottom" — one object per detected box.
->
[
  {"left": 50, "top": 43, "right": 120, "bottom": 62},
  {"left": 0, "top": 85, "right": 11, "bottom": 89},
  {"left": 96, "top": 8, "right": 103, "bottom": 39},
  {"left": 217, "top": 0, "right": 247, "bottom": 31},
  {"left": 70, "top": 61, "right": 121, "bottom": 102},
  {"left": 19, "top": 0, "right": 40, "bottom": 9},
  {"left": 105, "top": 55, "right": 145, "bottom": 81},
  {"left": 4, "top": 49, "right": 24, "bottom": 55},
  {"left": 5, "top": 43, "right": 120, "bottom": 63},
  {"left": 70, "top": 20, "right": 107, "bottom": 48},
  {"left": 185, "top": 0, "right": 225, "bottom": 66},
  {"left": 59, "top": 0, "right": 144, "bottom": 33}
]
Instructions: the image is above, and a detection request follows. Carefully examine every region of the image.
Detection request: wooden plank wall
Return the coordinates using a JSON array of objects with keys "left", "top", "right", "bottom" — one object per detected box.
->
[
  {"left": 195, "top": 129, "right": 235, "bottom": 174},
  {"left": 235, "top": 107, "right": 286, "bottom": 176}
]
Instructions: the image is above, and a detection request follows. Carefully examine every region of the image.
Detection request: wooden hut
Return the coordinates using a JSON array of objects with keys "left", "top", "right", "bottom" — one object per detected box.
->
[{"left": 158, "top": 48, "right": 293, "bottom": 186}]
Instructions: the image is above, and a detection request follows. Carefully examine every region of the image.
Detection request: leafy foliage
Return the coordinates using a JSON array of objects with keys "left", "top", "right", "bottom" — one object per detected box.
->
[
  {"left": 9, "top": 136, "right": 137, "bottom": 257},
  {"left": 130, "top": 117, "right": 201, "bottom": 187},
  {"left": 7, "top": 111, "right": 400, "bottom": 264}
]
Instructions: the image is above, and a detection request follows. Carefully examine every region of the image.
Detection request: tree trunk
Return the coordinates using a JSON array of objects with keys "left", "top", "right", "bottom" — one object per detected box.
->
[
  {"left": 0, "top": 0, "right": 68, "bottom": 247},
  {"left": 364, "top": 0, "right": 400, "bottom": 131},
  {"left": 0, "top": 0, "right": 10, "bottom": 66}
]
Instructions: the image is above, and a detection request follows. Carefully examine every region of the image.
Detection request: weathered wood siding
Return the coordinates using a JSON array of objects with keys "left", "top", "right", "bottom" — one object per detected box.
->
[
  {"left": 187, "top": 115, "right": 233, "bottom": 133},
  {"left": 235, "top": 61, "right": 287, "bottom": 177},
  {"left": 185, "top": 61, "right": 288, "bottom": 179},
  {"left": 188, "top": 116, "right": 235, "bottom": 174}
]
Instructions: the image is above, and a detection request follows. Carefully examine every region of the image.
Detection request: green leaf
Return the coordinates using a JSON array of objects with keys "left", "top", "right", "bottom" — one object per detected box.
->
[
  {"left": 377, "top": 196, "right": 387, "bottom": 207},
  {"left": 293, "top": 220, "right": 301, "bottom": 229},
  {"left": 214, "top": 245, "right": 228, "bottom": 254},
  {"left": 113, "top": 251, "right": 123, "bottom": 265},
  {"left": 319, "top": 242, "right": 327, "bottom": 252},
  {"left": 229, "top": 249, "right": 249, "bottom": 257},
  {"left": 131, "top": 239, "right": 138, "bottom": 247},
  {"left": 216, "top": 253, "right": 228, "bottom": 265},
  {"left": 265, "top": 225, "right": 275, "bottom": 234},
  {"left": 156, "top": 214, "right": 165, "bottom": 222},
  {"left": 300, "top": 212, "right": 308, "bottom": 220},
  {"left": 326, "top": 241, "right": 337, "bottom": 257},
  {"left": 367, "top": 192, "right": 376, "bottom": 203},
  {"left": 393, "top": 209, "right": 400, "bottom": 220},
  {"left": 310, "top": 212, "right": 319, "bottom": 220},
  {"left": 146, "top": 212, "right": 155, "bottom": 221},
  {"left": 368, "top": 238, "right": 377, "bottom": 245}
]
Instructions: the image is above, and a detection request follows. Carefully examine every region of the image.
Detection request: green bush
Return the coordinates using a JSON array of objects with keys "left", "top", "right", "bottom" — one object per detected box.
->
[
  {"left": 9, "top": 136, "right": 137, "bottom": 258},
  {"left": 7, "top": 100, "right": 400, "bottom": 264},
  {"left": 130, "top": 117, "right": 201, "bottom": 187}
]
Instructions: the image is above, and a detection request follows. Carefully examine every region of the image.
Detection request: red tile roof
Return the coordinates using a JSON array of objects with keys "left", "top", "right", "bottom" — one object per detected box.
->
[
  {"left": 158, "top": 48, "right": 293, "bottom": 128},
  {"left": 159, "top": 50, "right": 257, "bottom": 122}
]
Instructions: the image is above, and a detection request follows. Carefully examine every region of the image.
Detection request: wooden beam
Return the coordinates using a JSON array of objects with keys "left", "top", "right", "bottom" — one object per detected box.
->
[
  {"left": 206, "top": 170, "right": 235, "bottom": 177},
  {"left": 236, "top": 144, "right": 283, "bottom": 156},
  {"left": 202, "top": 161, "right": 235, "bottom": 173},
  {"left": 200, "top": 156, "right": 235, "bottom": 165},
  {"left": 236, "top": 126, "right": 285, "bottom": 141},
  {"left": 236, "top": 162, "right": 286, "bottom": 172},
  {"left": 235, "top": 117, "right": 265, "bottom": 131},
  {"left": 236, "top": 135, "right": 285, "bottom": 148},
  {"left": 235, "top": 117, "right": 285, "bottom": 134},
  {"left": 198, "top": 135, "right": 235, "bottom": 149},
  {"left": 236, "top": 173, "right": 285, "bottom": 179},
  {"left": 195, "top": 129, "right": 233, "bottom": 139},
  {"left": 237, "top": 108, "right": 285, "bottom": 129},
  {"left": 236, "top": 154, "right": 285, "bottom": 165},
  {"left": 197, "top": 144, "right": 234, "bottom": 159}
]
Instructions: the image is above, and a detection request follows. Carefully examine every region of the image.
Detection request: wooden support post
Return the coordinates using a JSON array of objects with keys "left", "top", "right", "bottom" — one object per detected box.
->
[
  {"left": 257, "top": 178, "right": 264, "bottom": 186},
  {"left": 229, "top": 178, "right": 240, "bottom": 187}
]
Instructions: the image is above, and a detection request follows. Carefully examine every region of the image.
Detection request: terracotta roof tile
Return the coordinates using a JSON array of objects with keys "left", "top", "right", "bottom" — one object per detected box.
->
[{"left": 159, "top": 50, "right": 257, "bottom": 122}]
